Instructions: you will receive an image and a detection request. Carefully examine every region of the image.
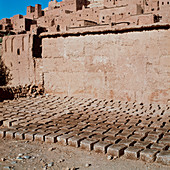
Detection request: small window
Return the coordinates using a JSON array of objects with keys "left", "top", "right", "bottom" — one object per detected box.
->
[
  {"left": 57, "top": 25, "right": 60, "bottom": 32},
  {"left": 22, "top": 37, "right": 24, "bottom": 51},
  {"left": 162, "top": 2, "right": 164, "bottom": 5},
  {"left": 5, "top": 39, "right": 7, "bottom": 52},
  {"left": 168, "top": 2, "right": 169, "bottom": 4},
  {"left": 11, "top": 38, "right": 14, "bottom": 52},
  {"left": 103, "top": 16, "right": 105, "bottom": 19},
  {"left": 17, "top": 49, "right": 20, "bottom": 55}
]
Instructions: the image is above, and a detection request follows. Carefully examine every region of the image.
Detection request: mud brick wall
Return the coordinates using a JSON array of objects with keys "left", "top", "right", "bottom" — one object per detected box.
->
[
  {"left": 2, "top": 34, "right": 43, "bottom": 87},
  {"left": 42, "top": 29, "right": 170, "bottom": 104}
]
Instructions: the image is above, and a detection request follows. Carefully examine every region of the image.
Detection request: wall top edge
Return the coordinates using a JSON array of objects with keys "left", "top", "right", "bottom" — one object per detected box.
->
[{"left": 40, "top": 23, "right": 170, "bottom": 38}]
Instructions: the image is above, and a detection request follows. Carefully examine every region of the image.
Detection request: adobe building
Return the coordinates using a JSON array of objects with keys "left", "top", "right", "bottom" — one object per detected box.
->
[{"left": 0, "top": 0, "right": 170, "bottom": 104}]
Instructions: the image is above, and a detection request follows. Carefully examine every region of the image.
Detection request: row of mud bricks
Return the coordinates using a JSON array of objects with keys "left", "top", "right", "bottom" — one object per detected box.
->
[{"left": 0, "top": 96, "right": 169, "bottom": 166}]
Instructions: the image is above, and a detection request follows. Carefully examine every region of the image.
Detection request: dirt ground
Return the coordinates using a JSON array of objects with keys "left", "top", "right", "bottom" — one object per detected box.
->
[{"left": 0, "top": 138, "right": 169, "bottom": 170}]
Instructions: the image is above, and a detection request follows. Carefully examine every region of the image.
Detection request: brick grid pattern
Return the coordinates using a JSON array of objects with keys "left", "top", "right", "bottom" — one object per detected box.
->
[{"left": 0, "top": 95, "right": 170, "bottom": 165}]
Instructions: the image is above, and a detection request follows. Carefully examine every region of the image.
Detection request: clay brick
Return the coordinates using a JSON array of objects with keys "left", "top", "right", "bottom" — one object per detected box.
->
[
  {"left": 12, "top": 120, "right": 25, "bottom": 126},
  {"left": 93, "top": 128, "right": 108, "bottom": 134},
  {"left": 156, "top": 128, "right": 168, "bottom": 133},
  {"left": 134, "top": 141, "right": 152, "bottom": 149},
  {"left": 82, "top": 127, "right": 97, "bottom": 132},
  {"left": 107, "top": 144, "right": 127, "bottom": 157},
  {"left": 45, "top": 132, "right": 62, "bottom": 143},
  {"left": 57, "top": 134, "right": 74, "bottom": 145},
  {"left": 11, "top": 125, "right": 23, "bottom": 130},
  {"left": 58, "top": 129, "right": 71, "bottom": 134},
  {"left": 134, "top": 129, "right": 149, "bottom": 136},
  {"left": 78, "top": 131, "right": 92, "bottom": 138},
  {"left": 68, "top": 136, "right": 86, "bottom": 147},
  {"left": 94, "top": 141, "right": 112, "bottom": 154},
  {"left": 25, "top": 131, "right": 38, "bottom": 141},
  {"left": 144, "top": 136, "right": 158, "bottom": 143},
  {"left": 128, "top": 134, "right": 144, "bottom": 141},
  {"left": 144, "top": 127, "right": 156, "bottom": 132},
  {"left": 80, "top": 139, "right": 99, "bottom": 151},
  {"left": 119, "top": 139, "right": 136, "bottom": 147},
  {"left": 156, "top": 151, "right": 170, "bottom": 166},
  {"left": 0, "top": 128, "right": 8, "bottom": 138},
  {"left": 159, "top": 138, "right": 170, "bottom": 146},
  {"left": 15, "top": 131, "right": 29, "bottom": 140},
  {"left": 6, "top": 130, "right": 17, "bottom": 139},
  {"left": 34, "top": 128, "right": 47, "bottom": 133},
  {"left": 124, "top": 146, "right": 143, "bottom": 160},
  {"left": 148, "top": 131, "right": 163, "bottom": 138},
  {"left": 27, "top": 126, "right": 38, "bottom": 131},
  {"left": 105, "top": 131, "right": 119, "bottom": 137},
  {"left": 70, "top": 130, "right": 81, "bottom": 136},
  {"left": 116, "top": 132, "right": 131, "bottom": 139},
  {"left": 150, "top": 143, "right": 168, "bottom": 151},
  {"left": 34, "top": 132, "right": 50, "bottom": 142},
  {"left": 104, "top": 136, "right": 120, "bottom": 144},
  {"left": 3, "top": 120, "right": 17, "bottom": 127},
  {"left": 90, "top": 134, "right": 107, "bottom": 141},
  {"left": 140, "top": 148, "right": 159, "bottom": 162}
]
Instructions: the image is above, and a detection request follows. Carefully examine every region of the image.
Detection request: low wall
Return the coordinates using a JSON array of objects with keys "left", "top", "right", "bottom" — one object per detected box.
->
[{"left": 42, "top": 29, "right": 170, "bottom": 104}]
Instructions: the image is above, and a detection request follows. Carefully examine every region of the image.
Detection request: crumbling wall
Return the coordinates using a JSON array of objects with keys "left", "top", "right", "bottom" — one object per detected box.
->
[{"left": 42, "top": 29, "right": 170, "bottom": 104}]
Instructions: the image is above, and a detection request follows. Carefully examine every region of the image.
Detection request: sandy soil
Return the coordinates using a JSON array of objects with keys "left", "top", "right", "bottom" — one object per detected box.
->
[{"left": 0, "top": 138, "right": 169, "bottom": 170}]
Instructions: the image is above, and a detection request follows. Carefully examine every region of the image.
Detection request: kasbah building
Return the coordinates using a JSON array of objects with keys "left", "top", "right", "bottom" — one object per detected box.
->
[{"left": 0, "top": 0, "right": 170, "bottom": 169}]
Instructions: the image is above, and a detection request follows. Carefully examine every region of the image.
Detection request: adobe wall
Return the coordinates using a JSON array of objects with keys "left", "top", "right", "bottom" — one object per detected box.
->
[
  {"left": 42, "top": 29, "right": 170, "bottom": 104},
  {"left": 1, "top": 34, "right": 42, "bottom": 87}
]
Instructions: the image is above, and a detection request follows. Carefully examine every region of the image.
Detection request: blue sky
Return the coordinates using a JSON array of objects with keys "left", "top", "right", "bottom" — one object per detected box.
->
[{"left": 0, "top": 0, "right": 62, "bottom": 20}]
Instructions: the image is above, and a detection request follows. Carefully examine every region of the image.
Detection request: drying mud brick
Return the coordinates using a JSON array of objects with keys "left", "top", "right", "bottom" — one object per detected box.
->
[
  {"left": 45, "top": 133, "right": 62, "bottom": 143},
  {"left": 34, "top": 132, "right": 50, "bottom": 142},
  {"left": 24, "top": 131, "right": 38, "bottom": 141},
  {"left": 107, "top": 144, "right": 127, "bottom": 157},
  {"left": 57, "top": 134, "right": 74, "bottom": 145},
  {"left": 156, "top": 151, "right": 170, "bottom": 166},
  {"left": 94, "top": 141, "right": 112, "bottom": 154},
  {"left": 124, "top": 146, "right": 143, "bottom": 160},
  {"left": 68, "top": 136, "right": 86, "bottom": 147},
  {"left": 5, "top": 130, "right": 17, "bottom": 139},
  {"left": 80, "top": 139, "right": 99, "bottom": 151},
  {"left": 140, "top": 149, "right": 159, "bottom": 163}
]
